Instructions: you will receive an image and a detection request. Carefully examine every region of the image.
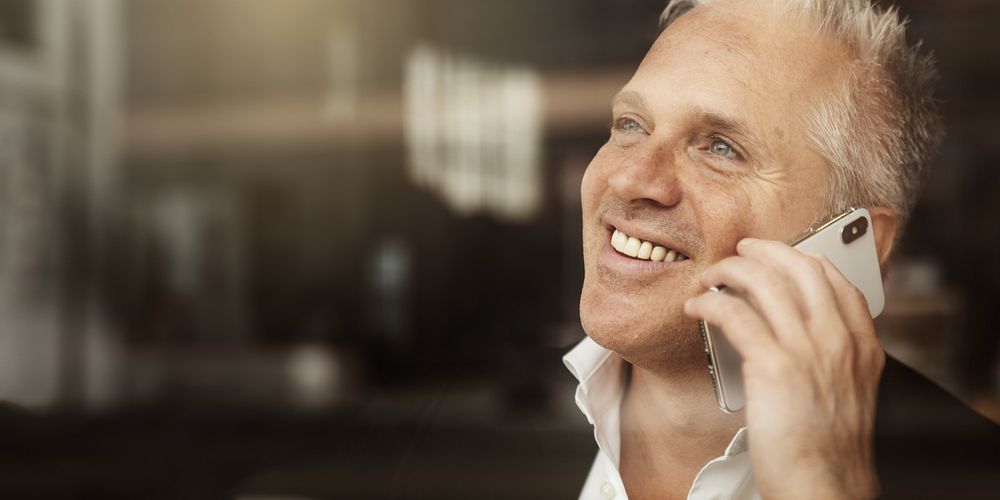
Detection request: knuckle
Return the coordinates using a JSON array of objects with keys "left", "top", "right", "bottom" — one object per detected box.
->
[
  {"left": 866, "top": 338, "right": 886, "bottom": 366},
  {"left": 872, "top": 347, "right": 887, "bottom": 371},
  {"left": 799, "top": 256, "right": 826, "bottom": 277},
  {"left": 850, "top": 285, "right": 869, "bottom": 307}
]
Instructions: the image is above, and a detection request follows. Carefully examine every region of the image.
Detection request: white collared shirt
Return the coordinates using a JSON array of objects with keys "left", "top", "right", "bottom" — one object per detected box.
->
[{"left": 563, "top": 337, "right": 760, "bottom": 500}]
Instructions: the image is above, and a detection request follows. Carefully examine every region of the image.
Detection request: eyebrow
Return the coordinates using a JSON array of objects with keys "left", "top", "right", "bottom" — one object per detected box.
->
[
  {"left": 611, "top": 90, "right": 648, "bottom": 112},
  {"left": 611, "top": 91, "right": 769, "bottom": 157},
  {"left": 693, "top": 107, "right": 764, "bottom": 152}
]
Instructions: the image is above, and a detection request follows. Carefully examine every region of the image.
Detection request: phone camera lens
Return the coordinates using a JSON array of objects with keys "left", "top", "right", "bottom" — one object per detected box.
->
[{"left": 841, "top": 217, "right": 868, "bottom": 244}]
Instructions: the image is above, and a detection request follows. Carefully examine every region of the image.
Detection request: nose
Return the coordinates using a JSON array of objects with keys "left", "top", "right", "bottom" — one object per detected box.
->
[{"left": 607, "top": 141, "right": 683, "bottom": 208}]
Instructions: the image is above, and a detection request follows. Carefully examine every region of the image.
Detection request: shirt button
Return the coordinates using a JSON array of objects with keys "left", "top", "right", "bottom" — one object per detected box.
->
[{"left": 600, "top": 481, "right": 616, "bottom": 499}]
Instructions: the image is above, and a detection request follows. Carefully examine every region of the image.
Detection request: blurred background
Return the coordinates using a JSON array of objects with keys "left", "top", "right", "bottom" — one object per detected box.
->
[{"left": 0, "top": 0, "right": 998, "bottom": 498}]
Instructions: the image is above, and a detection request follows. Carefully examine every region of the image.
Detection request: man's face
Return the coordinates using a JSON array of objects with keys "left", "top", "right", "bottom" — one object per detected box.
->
[{"left": 579, "top": 2, "right": 852, "bottom": 370}]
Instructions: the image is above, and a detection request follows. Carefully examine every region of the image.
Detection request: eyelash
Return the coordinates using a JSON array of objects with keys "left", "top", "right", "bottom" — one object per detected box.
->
[
  {"left": 611, "top": 116, "right": 645, "bottom": 134},
  {"left": 609, "top": 117, "right": 747, "bottom": 163},
  {"left": 704, "top": 135, "right": 744, "bottom": 162}
]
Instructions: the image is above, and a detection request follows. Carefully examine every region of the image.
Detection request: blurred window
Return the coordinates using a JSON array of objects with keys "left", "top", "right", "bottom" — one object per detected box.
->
[{"left": 405, "top": 44, "right": 542, "bottom": 221}]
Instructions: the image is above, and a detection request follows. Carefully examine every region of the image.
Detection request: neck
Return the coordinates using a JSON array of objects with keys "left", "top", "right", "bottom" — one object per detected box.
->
[{"left": 619, "top": 358, "right": 745, "bottom": 499}]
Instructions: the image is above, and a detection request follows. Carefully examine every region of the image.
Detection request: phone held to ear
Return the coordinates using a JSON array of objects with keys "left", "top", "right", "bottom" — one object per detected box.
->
[{"left": 700, "top": 207, "right": 886, "bottom": 413}]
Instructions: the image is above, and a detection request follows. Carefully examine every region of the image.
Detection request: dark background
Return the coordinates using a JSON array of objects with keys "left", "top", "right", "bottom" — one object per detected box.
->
[{"left": 0, "top": 0, "right": 997, "bottom": 498}]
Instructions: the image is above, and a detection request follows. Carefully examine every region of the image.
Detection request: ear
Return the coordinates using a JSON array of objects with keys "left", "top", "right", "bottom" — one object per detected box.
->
[{"left": 868, "top": 207, "right": 898, "bottom": 269}]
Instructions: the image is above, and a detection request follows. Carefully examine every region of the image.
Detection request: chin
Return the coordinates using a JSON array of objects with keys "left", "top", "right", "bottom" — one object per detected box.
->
[{"left": 579, "top": 284, "right": 704, "bottom": 373}]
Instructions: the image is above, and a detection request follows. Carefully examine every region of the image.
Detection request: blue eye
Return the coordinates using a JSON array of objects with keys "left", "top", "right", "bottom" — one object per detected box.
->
[
  {"left": 709, "top": 138, "right": 739, "bottom": 159},
  {"left": 615, "top": 117, "right": 643, "bottom": 133}
]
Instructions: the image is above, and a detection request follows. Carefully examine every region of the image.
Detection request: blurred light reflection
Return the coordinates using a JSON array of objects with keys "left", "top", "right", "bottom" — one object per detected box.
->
[{"left": 405, "top": 44, "right": 542, "bottom": 221}]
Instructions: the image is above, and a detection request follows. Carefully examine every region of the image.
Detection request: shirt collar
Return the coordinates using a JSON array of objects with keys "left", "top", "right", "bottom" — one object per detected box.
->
[
  {"left": 724, "top": 426, "right": 749, "bottom": 456},
  {"left": 563, "top": 336, "right": 629, "bottom": 465},
  {"left": 563, "top": 336, "right": 749, "bottom": 460}
]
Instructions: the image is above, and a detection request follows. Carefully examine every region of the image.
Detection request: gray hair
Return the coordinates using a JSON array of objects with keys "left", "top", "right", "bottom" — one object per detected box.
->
[{"left": 660, "top": 0, "right": 943, "bottom": 231}]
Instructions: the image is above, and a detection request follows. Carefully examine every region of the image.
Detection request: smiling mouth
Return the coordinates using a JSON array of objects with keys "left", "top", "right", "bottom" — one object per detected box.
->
[{"left": 610, "top": 227, "right": 689, "bottom": 263}]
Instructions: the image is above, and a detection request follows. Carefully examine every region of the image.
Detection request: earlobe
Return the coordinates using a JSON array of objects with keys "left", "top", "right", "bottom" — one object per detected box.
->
[{"left": 867, "top": 207, "right": 898, "bottom": 269}]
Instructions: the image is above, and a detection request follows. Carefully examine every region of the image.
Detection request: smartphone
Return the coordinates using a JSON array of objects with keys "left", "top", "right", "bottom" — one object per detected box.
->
[{"left": 700, "top": 207, "right": 885, "bottom": 413}]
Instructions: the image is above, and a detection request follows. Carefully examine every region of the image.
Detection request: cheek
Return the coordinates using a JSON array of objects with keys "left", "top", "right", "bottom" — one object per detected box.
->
[
  {"left": 580, "top": 146, "right": 612, "bottom": 266},
  {"left": 687, "top": 175, "right": 758, "bottom": 257},
  {"left": 580, "top": 165, "right": 596, "bottom": 213},
  {"left": 744, "top": 178, "right": 828, "bottom": 240},
  {"left": 580, "top": 145, "right": 614, "bottom": 211}
]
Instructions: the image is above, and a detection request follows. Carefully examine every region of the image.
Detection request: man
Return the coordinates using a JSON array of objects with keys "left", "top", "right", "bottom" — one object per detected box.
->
[{"left": 566, "top": 0, "right": 1000, "bottom": 499}]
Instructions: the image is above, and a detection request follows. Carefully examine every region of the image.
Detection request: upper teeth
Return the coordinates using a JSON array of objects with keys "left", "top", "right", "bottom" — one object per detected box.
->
[{"left": 611, "top": 229, "right": 687, "bottom": 262}]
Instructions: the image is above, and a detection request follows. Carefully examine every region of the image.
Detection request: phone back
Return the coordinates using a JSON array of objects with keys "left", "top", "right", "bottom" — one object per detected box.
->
[
  {"left": 792, "top": 210, "right": 884, "bottom": 317},
  {"left": 702, "top": 208, "right": 885, "bottom": 413}
]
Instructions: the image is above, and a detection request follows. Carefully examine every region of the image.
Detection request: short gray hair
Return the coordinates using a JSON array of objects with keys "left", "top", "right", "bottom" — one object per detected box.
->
[{"left": 660, "top": 0, "right": 943, "bottom": 231}]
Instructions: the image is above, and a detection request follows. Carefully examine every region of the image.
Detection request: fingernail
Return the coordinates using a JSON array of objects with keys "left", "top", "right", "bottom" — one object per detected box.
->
[
  {"left": 684, "top": 298, "right": 694, "bottom": 312},
  {"left": 738, "top": 238, "right": 756, "bottom": 248}
]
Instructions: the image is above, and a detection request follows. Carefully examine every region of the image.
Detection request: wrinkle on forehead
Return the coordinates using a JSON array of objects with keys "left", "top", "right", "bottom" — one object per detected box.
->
[
  {"left": 633, "top": 1, "right": 851, "bottom": 170},
  {"left": 654, "top": 1, "right": 849, "bottom": 98}
]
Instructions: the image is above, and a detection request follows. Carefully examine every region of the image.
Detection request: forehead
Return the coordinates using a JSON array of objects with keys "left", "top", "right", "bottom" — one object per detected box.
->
[{"left": 625, "top": 2, "right": 849, "bottom": 151}]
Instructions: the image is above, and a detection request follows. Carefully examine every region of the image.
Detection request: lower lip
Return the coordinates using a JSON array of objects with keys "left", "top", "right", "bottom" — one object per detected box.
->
[{"left": 599, "top": 228, "right": 691, "bottom": 275}]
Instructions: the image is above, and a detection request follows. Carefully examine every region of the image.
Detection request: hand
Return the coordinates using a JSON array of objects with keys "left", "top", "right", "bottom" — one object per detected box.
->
[{"left": 684, "top": 238, "right": 885, "bottom": 499}]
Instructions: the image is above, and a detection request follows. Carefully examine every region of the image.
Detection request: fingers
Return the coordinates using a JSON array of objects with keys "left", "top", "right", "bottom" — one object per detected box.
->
[
  {"left": 815, "top": 255, "right": 885, "bottom": 373},
  {"left": 736, "top": 239, "right": 846, "bottom": 328},
  {"left": 813, "top": 255, "right": 872, "bottom": 338},
  {"left": 684, "top": 288, "right": 778, "bottom": 362},
  {"left": 698, "top": 256, "right": 810, "bottom": 349},
  {"left": 692, "top": 237, "right": 883, "bottom": 376},
  {"left": 701, "top": 239, "right": 852, "bottom": 350}
]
